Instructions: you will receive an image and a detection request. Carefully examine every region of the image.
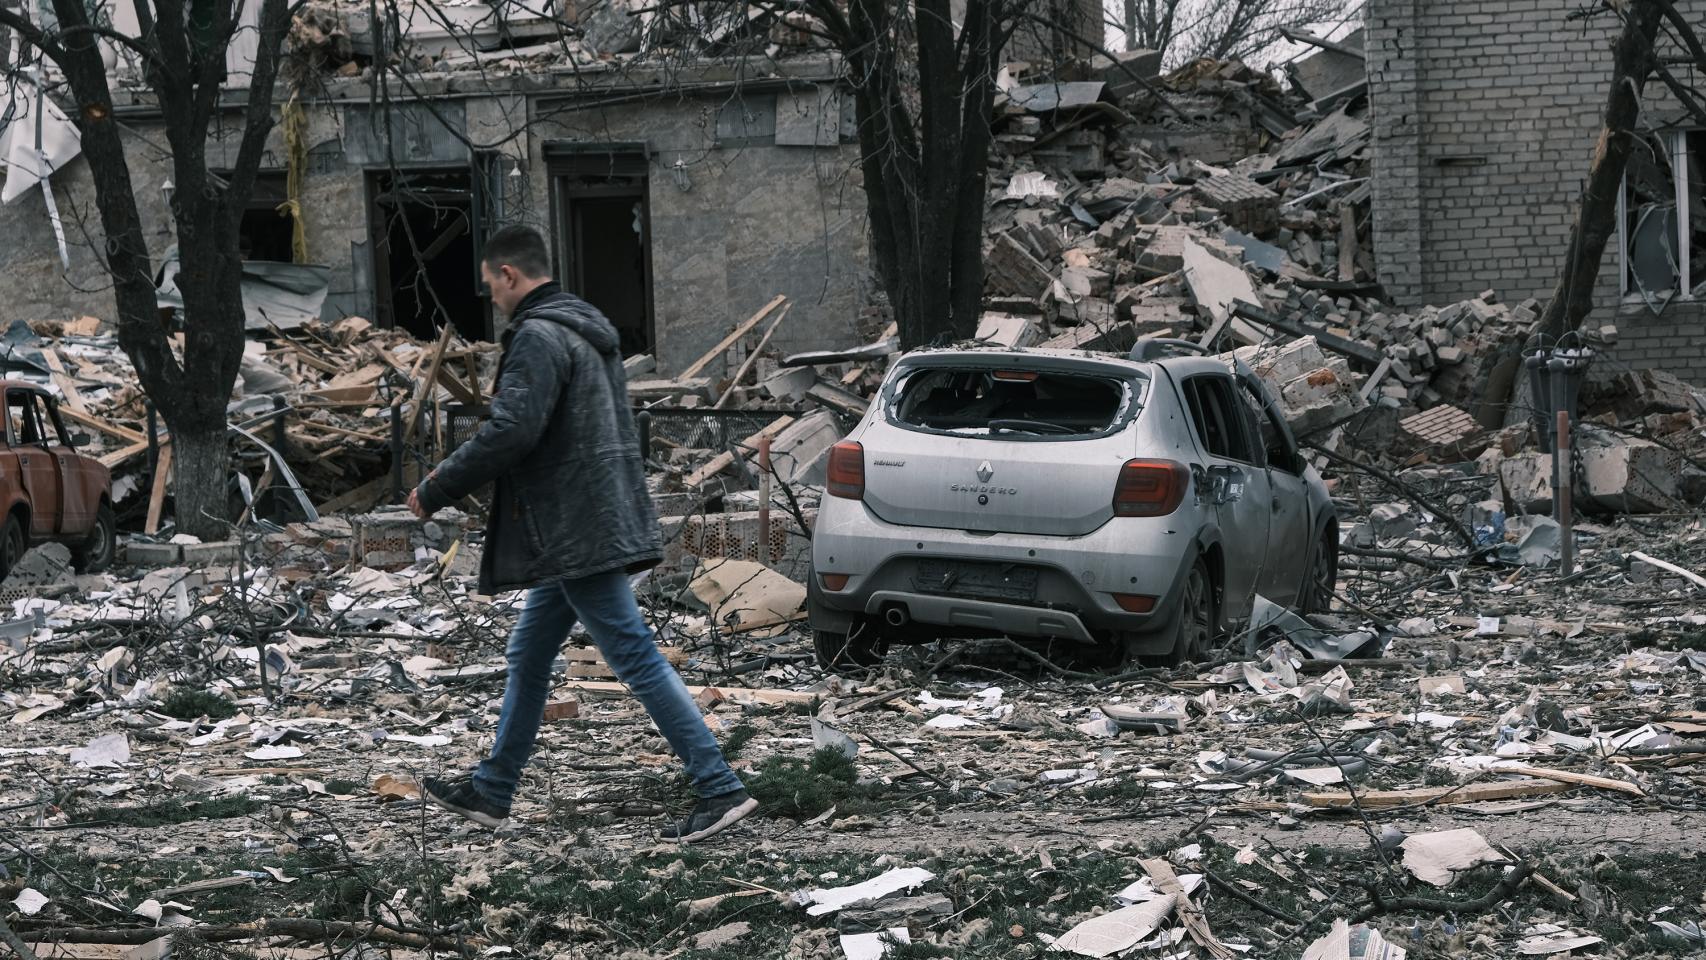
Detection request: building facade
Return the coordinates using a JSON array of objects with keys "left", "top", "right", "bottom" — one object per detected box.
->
[
  {"left": 1366, "top": 0, "right": 1706, "bottom": 380},
  {"left": 1, "top": 55, "right": 871, "bottom": 373}
]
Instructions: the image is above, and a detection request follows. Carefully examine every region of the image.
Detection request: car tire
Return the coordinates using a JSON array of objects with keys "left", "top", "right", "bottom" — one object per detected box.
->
[
  {"left": 72, "top": 502, "right": 116, "bottom": 574},
  {"left": 1163, "top": 559, "right": 1217, "bottom": 666},
  {"left": 813, "top": 625, "right": 883, "bottom": 670},
  {"left": 0, "top": 513, "right": 23, "bottom": 583},
  {"left": 1297, "top": 528, "right": 1338, "bottom": 616}
]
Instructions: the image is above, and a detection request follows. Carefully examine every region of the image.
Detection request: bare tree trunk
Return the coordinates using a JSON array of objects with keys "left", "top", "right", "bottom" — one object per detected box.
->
[
  {"left": 1124, "top": 0, "right": 1136, "bottom": 50},
  {"left": 1532, "top": 0, "right": 1666, "bottom": 343}
]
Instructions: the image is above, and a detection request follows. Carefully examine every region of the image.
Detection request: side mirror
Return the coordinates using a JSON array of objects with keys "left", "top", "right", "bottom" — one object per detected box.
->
[{"left": 70, "top": 432, "right": 91, "bottom": 448}]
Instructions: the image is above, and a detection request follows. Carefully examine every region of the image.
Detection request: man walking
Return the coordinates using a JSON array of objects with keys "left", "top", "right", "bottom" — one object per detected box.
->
[{"left": 409, "top": 224, "right": 757, "bottom": 843}]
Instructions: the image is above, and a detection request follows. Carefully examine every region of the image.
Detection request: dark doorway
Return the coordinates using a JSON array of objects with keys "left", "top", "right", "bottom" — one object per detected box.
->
[
  {"left": 230, "top": 172, "right": 297, "bottom": 263},
  {"left": 547, "top": 144, "right": 654, "bottom": 357},
  {"left": 369, "top": 169, "right": 489, "bottom": 341},
  {"left": 567, "top": 193, "right": 650, "bottom": 356}
]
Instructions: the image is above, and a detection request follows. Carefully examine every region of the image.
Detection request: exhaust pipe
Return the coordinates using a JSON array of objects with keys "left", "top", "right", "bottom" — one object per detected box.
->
[{"left": 883, "top": 605, "right": 910, "bottom": 627}]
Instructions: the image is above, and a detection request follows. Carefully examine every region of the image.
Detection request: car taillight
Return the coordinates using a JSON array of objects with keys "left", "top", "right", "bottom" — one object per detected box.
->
[
  {"left": 820, "top": 573, "right": 850, "bottom": 591},
  {"left": 1112, "top": 593, "right": 1156, "bottom": 613},
  {"left": 827, "top": 441, "right": 864, "bottom": 500},
  {"left": 1113, "top": 459, "right": 1189, "bottom": 517}
]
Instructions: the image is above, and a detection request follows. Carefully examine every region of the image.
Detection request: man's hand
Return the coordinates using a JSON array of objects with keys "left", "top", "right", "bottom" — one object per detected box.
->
[{"left": 407, "top": 485, "right": 427, "bottom": 519}]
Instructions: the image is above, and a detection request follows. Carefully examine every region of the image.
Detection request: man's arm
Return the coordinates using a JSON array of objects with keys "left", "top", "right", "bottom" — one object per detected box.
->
[{"left": 414, "top": 323, "right": 565, "bottom": 515}]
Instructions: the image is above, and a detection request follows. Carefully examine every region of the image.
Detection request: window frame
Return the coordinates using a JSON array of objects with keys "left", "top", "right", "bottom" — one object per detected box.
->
[
  {"left": 1183, "top": 374, "right": 1260, "bottom": 466},
  {"left": 1619, "top": 127, "right": 1699, "bottom": 300}
]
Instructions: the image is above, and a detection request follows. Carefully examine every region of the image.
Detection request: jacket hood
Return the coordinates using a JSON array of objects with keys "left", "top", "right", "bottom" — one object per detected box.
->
[{"left": 523, "top": 291, "right": 622, "bottom": 357}]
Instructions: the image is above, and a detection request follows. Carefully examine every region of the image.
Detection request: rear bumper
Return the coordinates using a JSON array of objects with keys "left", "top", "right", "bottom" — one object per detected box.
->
[{"left": 809, "top": 498, "right": 1200, "bottom": 641}]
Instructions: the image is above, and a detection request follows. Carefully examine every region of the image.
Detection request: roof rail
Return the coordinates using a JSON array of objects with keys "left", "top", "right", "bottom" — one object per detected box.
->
[{"left": 1128, "top": 338, "right": 1209, "bottom": 362}]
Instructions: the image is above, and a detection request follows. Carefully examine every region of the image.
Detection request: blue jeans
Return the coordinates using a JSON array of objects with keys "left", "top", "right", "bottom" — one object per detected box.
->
[{"left": 473, "top": 570, "right": 744, "bottom": 807}]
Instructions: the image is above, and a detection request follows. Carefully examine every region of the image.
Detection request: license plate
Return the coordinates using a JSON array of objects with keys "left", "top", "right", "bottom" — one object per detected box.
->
[{"left": 914, "top": 561, "right": 1038, "bottom": 602}]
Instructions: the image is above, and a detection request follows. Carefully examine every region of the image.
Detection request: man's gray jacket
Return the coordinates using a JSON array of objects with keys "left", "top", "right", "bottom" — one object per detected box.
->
[{"left": 417, "top": 284, "right": 661, "bottom": 594}]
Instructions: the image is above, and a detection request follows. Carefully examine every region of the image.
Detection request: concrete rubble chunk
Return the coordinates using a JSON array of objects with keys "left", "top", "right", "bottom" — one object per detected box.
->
[
  {"left": 1579, "top": 436, "right": 1682, "bottom": 514},
  {"left": 1181, "top": 238, "right": 1266, "bottom": 343},
  {"left": 1090, "top": 48, "right": 1163, "bottom": 100},
  {"left": 985, "top": 232, "right": 1055, "bottom": 298}
]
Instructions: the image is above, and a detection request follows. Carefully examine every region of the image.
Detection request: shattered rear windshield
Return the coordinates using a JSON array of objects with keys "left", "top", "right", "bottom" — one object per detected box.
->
[{"left": 888, "top": 366, "right": 1140, "bottom": 439}]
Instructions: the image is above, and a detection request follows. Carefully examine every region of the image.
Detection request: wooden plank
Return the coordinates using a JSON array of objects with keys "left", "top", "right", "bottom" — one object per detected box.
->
[
  {"left": 1496, "top": 764, "right": 1646, "bottom": 797},
  {"left": 1337, "top": 200, "right": 1358, "bottom": 282},
  {"left": 840, "top": 321, "right": 899, "bottom": 386},
  {"left": 98, "top": 438, "right": 151, "bottom": 468},
  {"left": 1302, "top": 777, "right": 1570, "bottom": 810},
  {"left": 806, "top": 380, "right": 869, "bottom": 417},
  {"left": 560, "top": 678, "right": 816, "bottom": 706},
  {"left": 1627, "top": 551, "right": 1706, "bottom": 591},
  {"left": 144, "top": 444, "right": 172, "bottom": 535},
  {"left": 723, "top": 609, "right": 808, "bottom": 634},
  {"left": 59, "top": 405, "right": 144, "bottom": 445},
  {"left": 682, "top": 415, "right": 795, "bottom": 488},
  {"left": 404, "top": 322, "right": 456, "bottom": 444},
  {"left": 310, "top": 385, "right": 377, "bottom": 404},
  {"left": 714, "top": 303, "right": 790, "bottom": 408},
  {"left": 42, "top": 350, "right": 85, "bottom": 413},
  {"left": 562, "top": 645, "right": 685, "bottom": 666},
  {"left": 435, "top": 364, "right": 482, "bottom": 407},
  {"left": 295, "top": 420, "right": 386, "bottom": 444},
  {"left": 678, "top": 295, "right": 786, "bottom": 380},
  {"left": 315, "top": 462, "right": 421, "bottom": 515}
]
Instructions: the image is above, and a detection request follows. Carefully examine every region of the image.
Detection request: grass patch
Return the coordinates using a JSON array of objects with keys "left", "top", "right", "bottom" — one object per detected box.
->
[
  {"left": 160, "top": 688, "right": 238, "bottom": 720},
  {"left": 747, "top": 747, "right": 886, "bottom": 819},
  {"left": 72, "top": 794, "right": 262, "bottom": 827},
  {"left": 721, "top": 723, "right": 759, "bottom": 761}
]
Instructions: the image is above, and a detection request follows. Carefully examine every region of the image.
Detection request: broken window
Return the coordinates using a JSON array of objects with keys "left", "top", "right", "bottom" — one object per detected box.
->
[
  {"left": 889, "top": 366, "right": 1135, "bottom": 439},
  {"left": 5, "top": 390, "right": 48, "bottom": 446},
  {"left": 546, "top": 143, "right": 655, "bottom": 357},
  {"left": 369, "top": 169, "right": 489, "bottom": 342},
  {"left": 231, "top": 172, "right": 297, "bottom": 263},
  {"left": 1183, "top": 375, "right": 1257, "bottom": 463},
  {"left": 1621, "top": 128, "right": 1705, "bottom": 302}
]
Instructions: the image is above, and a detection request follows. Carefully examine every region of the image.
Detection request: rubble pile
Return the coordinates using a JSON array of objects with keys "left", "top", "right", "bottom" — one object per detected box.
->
[{"left": 13, "top": 316, "right": 499, "bottom": 521}]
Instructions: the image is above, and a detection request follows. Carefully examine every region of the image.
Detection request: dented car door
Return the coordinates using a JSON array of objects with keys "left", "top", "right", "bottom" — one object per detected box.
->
[
  {"left": 42, "top": 397, "right": 95, "bottom": 536},
  {"left": 6, "top": 389, "right": 60, "bottom": 537}
]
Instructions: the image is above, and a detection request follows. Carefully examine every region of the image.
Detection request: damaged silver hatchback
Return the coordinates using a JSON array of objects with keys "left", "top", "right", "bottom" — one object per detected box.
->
[{"left": 807, "top": 339, "right": 1338, "bottom": 667}]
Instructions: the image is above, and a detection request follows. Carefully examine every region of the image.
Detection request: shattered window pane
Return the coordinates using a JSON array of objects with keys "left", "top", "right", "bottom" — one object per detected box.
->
[{"left": 890, "top": 366, "right": 1131, "bottom": 439}]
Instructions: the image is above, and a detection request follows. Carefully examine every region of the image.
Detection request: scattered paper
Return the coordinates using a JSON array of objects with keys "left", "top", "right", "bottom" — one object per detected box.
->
[
  {"left": 1301, "top": 919, "right": 1407, "bottom": 960},
  {"left": 811, "top": 715, "right": 860, "bottom": 759},
  {"left": 1399, "top": 828, "right": 1507, "bottom": 887},
  {"left": 244, "top": 744, "right": 303, "bottom": 761},
  {"left": 925, "top": 714, "right": 981, "bottom": 729},
  {"left": 1417, "top": 676, "right": 1465, "bottom": 696},
  {"left": 1052, "top": 895, "right": 1178, "bottom": 957},
  {"left": 70, "top": 732, "right": 131, "bottom": 768},
  {"left": 838, "top": 927, "right": 911, "bottom": 960},
  {"left": 13, "top": 888, "right": 48, "bottom": 915},
  {"left": 801, "top": 867, "right": 935, "bottom": 917}
]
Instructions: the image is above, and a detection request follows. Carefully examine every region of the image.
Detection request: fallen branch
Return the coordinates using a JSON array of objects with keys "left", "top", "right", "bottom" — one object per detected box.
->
[
  {"left": 1351, "top": 862, "right": 1535, "bottom": 923},
  {"left": 21, "top": 918, "right": 474, "bottom": 950},
  {"left": 1203, "top": 868, "right": 1303, "bottom": 926},
  {"left": 0, "top": 913, "right": 39, "bottom": 960},
  {"left": 1306, "top": 443, "right": 1479, "bottom": 552}
]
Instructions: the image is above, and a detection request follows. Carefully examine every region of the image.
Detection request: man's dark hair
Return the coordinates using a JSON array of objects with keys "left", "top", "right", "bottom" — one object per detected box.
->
[{"left": 482, "top": 224, "right": 552, "bottom": 279}]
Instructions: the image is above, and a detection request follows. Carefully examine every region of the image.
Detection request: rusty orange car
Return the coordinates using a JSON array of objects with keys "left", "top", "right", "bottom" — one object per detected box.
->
[{"left": 0, "top": 382, "right": 115, "bottom": 577}]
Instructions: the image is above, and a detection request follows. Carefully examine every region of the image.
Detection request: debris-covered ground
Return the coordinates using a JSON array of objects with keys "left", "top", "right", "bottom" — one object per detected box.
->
[{"left": 5, "top": 479, "right": 1706, "bottom": 959}]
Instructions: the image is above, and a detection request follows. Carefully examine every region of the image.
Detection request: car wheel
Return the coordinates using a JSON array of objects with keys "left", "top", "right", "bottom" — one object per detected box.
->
[
  {"left": 1164, "top": 560, "right": 1217, "bottom": 666},
  {"left": 813, "top": 625, "right": 884, "bottom": 670},
  {"left": 1298, "top": 529, "right": 1337, "bottom": 615},
  {"left": 0, "top": 514, "right": 24, "bottom": 583},
  {"left": 72, "top": 502, "right": 116, "bottom": 574}
]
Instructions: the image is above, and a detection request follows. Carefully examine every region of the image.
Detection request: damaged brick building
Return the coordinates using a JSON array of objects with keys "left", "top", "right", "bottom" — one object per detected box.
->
[
  {"left": 0, "top": 5, "right": 874, "bottom": 373},
  {"left": 1367, "top": 0, "right": 1706, "bottom": 380}
]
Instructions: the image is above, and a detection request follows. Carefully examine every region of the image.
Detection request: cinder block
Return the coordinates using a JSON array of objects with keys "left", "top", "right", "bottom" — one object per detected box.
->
[
  {"left": 181, "top": 541, "right": 242, "bottom": 566},
  {"left": 123, "top": 541, "right": 183, "bottom": 566},
  {"left": 1580, "top": 438, "right": 1682, "bottom": 514}
]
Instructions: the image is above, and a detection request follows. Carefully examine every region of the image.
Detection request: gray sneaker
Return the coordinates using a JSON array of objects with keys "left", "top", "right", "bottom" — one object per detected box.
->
[
  {"left": 660, "top": 788, "right": 758, "bottom": 843},
  {"left": 422, "top": 775, "right": 510, "bottom": 829}
]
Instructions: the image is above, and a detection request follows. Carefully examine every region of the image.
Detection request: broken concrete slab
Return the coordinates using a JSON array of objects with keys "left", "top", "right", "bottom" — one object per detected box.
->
[
  {"left": 1090, "top": 48, "right": 1163, "bottom": 100},
  {"left": 974, "top": 313, "right": 1037, "bottom": 349},
  {"left": 1182, "top": 239, "right": 1266, "bottom": 344},
  {"left": 1579, "top": 437, "right": 1682, "bottom": 514},
  {"left": 986, "top": 232, "right": 1055, "bottom": 299}
]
